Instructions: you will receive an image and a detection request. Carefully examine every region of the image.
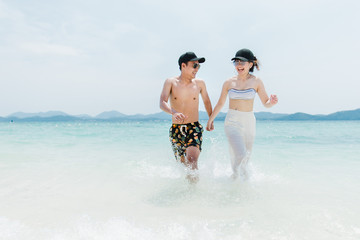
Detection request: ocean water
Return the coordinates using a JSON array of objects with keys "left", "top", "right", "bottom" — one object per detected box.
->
[{"left": 0, "top": 120, "right": 359, "bottom": 239}]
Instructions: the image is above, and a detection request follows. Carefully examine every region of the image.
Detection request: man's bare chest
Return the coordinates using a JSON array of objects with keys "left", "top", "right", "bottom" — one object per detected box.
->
[{"left": 171, "top": 84, "right": 200, "bottom": 101}]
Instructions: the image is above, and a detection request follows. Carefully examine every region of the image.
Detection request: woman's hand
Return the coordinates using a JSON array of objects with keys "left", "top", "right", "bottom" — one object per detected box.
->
[{"left": 269, "top": 94, "right": 278, "bottom": 105}]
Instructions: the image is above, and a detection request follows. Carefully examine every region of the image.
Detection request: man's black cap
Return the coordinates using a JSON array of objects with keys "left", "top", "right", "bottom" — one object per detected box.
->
[
  {"left": 178, "top": 52, "right": 205, "bottom": 68},
  {"left": 231, "top": 48, "right": 256, "bottom": 62}
]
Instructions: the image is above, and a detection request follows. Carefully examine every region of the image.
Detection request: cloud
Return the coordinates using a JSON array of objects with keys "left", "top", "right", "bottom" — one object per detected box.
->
[
  {"left": 20, "top": 42, "right": 80, "bottom": 56},
  {"left": 113, "top": 22, "right": 142, "bottom": 34},
  {"left": 1, "top": 0, "right": 359, "bottom": 116},
  {"left": 0, "top": 0, "right": 24, "bottom": 21}
]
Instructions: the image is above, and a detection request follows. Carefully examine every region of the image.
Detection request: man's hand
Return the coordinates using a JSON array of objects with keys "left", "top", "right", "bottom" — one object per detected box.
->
[{"left": 173, "top": 112, "right": 187, "bottom": 123}]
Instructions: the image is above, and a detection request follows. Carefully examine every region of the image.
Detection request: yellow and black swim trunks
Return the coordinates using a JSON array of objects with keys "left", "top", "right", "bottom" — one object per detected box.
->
[{"left": 169, "top": 121, "right": 204, "bottom": 159}]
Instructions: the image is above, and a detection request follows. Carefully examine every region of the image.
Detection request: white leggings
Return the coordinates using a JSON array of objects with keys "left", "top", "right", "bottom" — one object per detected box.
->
[{"left": 224, "top": 109, "right": 256, "bottom": 175}]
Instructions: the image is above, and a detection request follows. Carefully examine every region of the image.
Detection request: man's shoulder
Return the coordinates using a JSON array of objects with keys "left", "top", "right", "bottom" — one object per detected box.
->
[
  {"left": 193, "top": 78, "right": 205, "bottom": 85},
  {"left": 165, "top": 76, "right": 178, "bottom": 82},
  {"left": 164, "top": 76, "right": 179, "bottom": 85}
]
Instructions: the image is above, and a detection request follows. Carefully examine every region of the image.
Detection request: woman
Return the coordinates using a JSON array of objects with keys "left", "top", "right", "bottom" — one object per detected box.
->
[{"left": 206, "top": 49, "right": 278, "bottom": 179}]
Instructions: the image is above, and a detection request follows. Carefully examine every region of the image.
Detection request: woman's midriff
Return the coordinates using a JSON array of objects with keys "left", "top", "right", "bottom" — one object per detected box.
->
[{"left": 229, "top": 99, "right": 254, "bottom": 112}]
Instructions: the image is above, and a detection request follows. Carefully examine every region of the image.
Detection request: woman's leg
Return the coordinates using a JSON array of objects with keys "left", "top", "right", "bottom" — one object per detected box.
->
[
  {"left": 225, "top": 124, "right": 247, "bottom": 178},
  {"left": 225, "top": 111, "right": 256, "bottom": 179}
]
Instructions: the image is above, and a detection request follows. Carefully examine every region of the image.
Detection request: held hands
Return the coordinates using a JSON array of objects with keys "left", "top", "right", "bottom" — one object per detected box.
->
[{"left": 206, "top": 120, "right": 214, "bottom": 131}]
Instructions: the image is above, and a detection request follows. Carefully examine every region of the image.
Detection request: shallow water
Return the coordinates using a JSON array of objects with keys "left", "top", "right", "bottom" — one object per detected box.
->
[{"left": 0, "top": 120, "right": 359, "bottom": 239}]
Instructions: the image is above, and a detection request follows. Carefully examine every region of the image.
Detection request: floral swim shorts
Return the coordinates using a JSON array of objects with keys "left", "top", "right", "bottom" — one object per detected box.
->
[{"left": 169, "top": 121, "right": 204, "bottom": 159}]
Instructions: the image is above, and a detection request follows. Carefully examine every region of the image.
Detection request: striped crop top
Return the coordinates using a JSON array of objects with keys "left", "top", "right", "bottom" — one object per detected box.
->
[{"left": 228, "top": 88, "right": 256, "bottom": 100}]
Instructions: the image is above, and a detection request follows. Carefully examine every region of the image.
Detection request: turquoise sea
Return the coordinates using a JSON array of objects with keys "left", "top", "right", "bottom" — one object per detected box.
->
[{"left": 0, "top": 120, "right": 359, "bottom": 239}]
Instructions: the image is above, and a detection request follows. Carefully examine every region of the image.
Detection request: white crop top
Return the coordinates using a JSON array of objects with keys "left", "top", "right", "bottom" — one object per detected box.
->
[{"left": 228, "top": 88, "right": 256, "bottom": 100}]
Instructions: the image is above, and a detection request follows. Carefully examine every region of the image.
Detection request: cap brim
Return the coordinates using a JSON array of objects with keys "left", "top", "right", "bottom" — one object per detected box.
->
[
  {"left": 190, "top": 57, "right": 205, "bottom": 63},
  {"left": 231, "top": 57, "right": 249, "bottom": 61}
]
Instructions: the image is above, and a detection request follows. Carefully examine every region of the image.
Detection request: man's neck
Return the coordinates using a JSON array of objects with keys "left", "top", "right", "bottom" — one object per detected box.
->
[{"left": 179, "top": 74, "right": 193, "bottom": 83}]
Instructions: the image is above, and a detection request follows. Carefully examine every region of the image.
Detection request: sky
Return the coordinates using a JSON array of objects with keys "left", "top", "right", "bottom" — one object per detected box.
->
[{"left": 1, "top": 0, "right": 359, "bottom": 117}]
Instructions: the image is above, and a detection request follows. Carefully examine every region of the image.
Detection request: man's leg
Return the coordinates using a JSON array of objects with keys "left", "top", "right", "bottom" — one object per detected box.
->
[
  {"left": 185, "top": 146, "right": 200, "bottom": 183},
  {"left": 185, "top": 146, "right": 200, "bottom": 170}
]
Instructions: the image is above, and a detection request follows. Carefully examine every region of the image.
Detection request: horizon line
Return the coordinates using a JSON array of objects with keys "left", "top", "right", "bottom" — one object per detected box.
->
[{"left": 1, "top": 108, "right": 359, "bottom": 118}]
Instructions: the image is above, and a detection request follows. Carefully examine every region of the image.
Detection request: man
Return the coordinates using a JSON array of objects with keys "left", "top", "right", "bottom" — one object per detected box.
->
[{"left": 160, "top": 52, "right": 213, "bottom": 183}]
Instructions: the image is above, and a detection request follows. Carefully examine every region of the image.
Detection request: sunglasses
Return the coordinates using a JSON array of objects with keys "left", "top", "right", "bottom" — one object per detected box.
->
[
  {"left": 192, "top": 63, "right": 201, "bottom": 69},
  {"left": 233, "top": 60, "right": 248, "bottom": 66}
]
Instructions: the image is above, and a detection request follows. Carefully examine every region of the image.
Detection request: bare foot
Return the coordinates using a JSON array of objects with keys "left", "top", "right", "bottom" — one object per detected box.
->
[
  {"left": 186, "top": 174, "right": 199, "bottom": 184},
  {"left": 230, "top": 172, "right": 239, "bottom": 180},
  {"left": 186, "top": 170, "right": 199, "bottom": 184},
  {"left": 240, "top": 166, "right": 249, "bottom": 181}
]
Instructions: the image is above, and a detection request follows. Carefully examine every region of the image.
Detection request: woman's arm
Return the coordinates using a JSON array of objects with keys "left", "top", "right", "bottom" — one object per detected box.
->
[{"left": 256, "top": 78, "right": 278, "bottom": 108}]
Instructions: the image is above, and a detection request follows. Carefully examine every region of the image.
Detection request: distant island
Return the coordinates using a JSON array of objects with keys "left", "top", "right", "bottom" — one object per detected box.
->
[{"left": 1, "top": 108, "right": 360, "bottom": 122}]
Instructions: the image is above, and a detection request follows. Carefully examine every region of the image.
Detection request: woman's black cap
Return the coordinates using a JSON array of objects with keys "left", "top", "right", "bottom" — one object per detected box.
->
[
  {"left": 231, "top": 48, "right": 255, "bottom": 62},
  {"left": 178, "top": 52, "right": 205, "bottom": 67}
]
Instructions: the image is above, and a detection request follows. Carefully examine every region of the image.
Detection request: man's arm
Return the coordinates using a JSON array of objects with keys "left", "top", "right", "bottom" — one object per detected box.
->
[
  {"left": 159, "top": 78, "right": 175, "bottom": 115},
  {"left": 159, "top": 78, "right": 186, "bottom": 121},
  {"left": 206, "top": 80, "right": 230, "bottom": 131},
  {"left": 199, "top": 79, "right": 213, "bottom": 117}
]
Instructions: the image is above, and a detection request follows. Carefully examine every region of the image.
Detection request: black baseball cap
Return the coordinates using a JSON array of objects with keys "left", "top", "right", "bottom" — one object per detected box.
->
[
  {"left": 231, "top": 48, "right": 256, "bottom": 62},
  {"left": 178, "top": 52, "right": 205, "bottom": 68}
]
